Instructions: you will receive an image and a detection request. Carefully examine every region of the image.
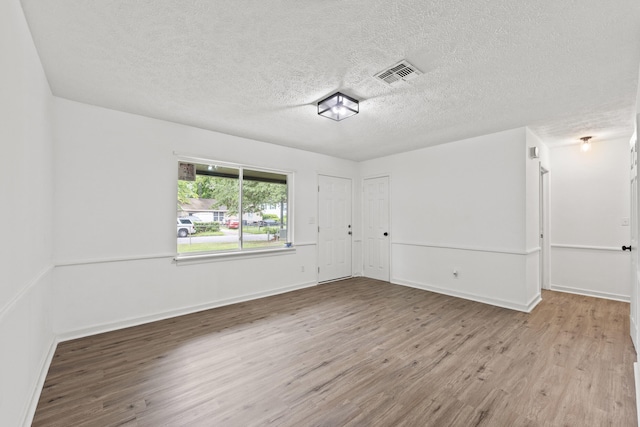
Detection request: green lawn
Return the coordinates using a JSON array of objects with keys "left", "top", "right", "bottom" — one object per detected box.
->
[
  {"left": 195, "top": 231, "right": 225, "bottom": 237},
  {"left": 241, "top": 226, "right": 281, "bottom": 235},
  {"left": 178, "top": 240, "right": 283, "bottom": 253}
]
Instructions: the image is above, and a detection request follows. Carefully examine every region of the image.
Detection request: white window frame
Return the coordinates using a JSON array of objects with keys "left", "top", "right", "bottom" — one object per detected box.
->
[{"left": 174, "top": 154, "right": 294, "bottom": 262}]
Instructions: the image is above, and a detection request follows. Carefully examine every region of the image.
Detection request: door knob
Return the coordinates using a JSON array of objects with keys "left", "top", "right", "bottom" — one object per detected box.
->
[
  {"left": 622, "top": 245, "right": 632, "bottom": 251},
  {"left": 383, "top": 232, "right": 388, "bottom": 236}
]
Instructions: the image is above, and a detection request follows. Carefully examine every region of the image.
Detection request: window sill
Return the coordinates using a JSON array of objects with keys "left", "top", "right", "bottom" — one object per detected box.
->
[{"left": 174, "top": 246, "right": 296, "bottom": 265}]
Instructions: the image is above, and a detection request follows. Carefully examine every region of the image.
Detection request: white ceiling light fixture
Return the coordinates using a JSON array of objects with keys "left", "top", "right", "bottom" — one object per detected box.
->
[
  {"left": 580, "top": 136, "right": 592, "bottom": 152},
  {"left": 317, "top": 92, "right": 359, "bottom": 121}
]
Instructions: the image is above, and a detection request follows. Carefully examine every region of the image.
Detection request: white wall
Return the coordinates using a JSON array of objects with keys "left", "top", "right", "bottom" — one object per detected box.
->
[
  {"left": 525, "top": 128, "right": 550, "bottom": 302},
  {"left": 359, "top": 127, "right": 540, "bottom": 311},
  {"left": 52, "top": 99, "right": 358, "bottom": 337},
  {"left": 549, "top": 138, "right": 631, "bottom": 301},
  {"left": 0, "top": 1, "right": 55, "bottom": 426}
]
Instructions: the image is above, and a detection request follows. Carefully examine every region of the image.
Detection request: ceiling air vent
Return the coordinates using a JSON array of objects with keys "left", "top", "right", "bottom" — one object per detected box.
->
[{"left": 374, "top": 60, "right": 422, "bottom": 86}]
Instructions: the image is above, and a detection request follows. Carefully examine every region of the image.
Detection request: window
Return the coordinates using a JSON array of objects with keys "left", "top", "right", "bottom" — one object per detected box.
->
[
  {"left": 212, "top": 211, "right": 224, "bottom": 222},
  {"left": 177, "top": 159, "right": 290, "bottom": 255}
]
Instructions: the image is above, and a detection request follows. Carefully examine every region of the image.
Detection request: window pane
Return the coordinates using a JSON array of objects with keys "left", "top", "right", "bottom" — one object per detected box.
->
[
  {"left": 177, "top": 165, "right": 240, "bottom": 253},
  {"left": 241, "top": 170, "right": 287, "bottom": 249},
  {"left": 177, "top": 161, "right": 290, "bottom": 255}
]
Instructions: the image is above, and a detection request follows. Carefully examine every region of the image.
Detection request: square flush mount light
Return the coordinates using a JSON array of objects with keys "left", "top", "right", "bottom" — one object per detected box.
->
[{"left": 317, "top": 92, "right": 359, "bottom": 121}]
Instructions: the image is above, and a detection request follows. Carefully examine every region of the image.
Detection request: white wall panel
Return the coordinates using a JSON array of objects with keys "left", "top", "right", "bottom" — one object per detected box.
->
[
  {"left": 551, "top": 247, "right": 630, "bottom": 301},
  {"left": 391, "top": 244, "right": 534, "bottom": 311},
  {"left": 0, "top": 271, "right": 55, "bottom": 426},
  {"left": 360, "top": 128, "right": 535, "bottom": 310},
  {"left": 53, "top": 247, "right": 318, "bottom": 337},
  {"left": 1, "top": 1, "right": 55, "bottom": 425},
  {"left": 52, "top": 99, "right": 357, "bottom": 335}
]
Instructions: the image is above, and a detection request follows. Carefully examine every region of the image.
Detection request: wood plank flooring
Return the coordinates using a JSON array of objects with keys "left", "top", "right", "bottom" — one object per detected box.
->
[{"left": 33, "top": 278, "right": 637, "bottom": 426}]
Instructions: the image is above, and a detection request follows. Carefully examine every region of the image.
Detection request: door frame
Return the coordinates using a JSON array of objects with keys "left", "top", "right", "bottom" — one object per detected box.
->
[
  {"left": 540, "top": 166, "right": 550, "bottom": 291},
  {"left": 317, "top": 173, "right": 354, "bottom": 283},
  {"left": 362, "top": 173, "right": 391, "bottom": 282},
  {"left": 629, "top": 133, "right": 638, "bottom": 350}
]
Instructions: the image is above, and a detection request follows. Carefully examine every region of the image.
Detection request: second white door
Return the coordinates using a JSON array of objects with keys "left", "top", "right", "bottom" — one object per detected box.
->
[{"left": 363, "top": 176, "right": 390, "bottom": 281}]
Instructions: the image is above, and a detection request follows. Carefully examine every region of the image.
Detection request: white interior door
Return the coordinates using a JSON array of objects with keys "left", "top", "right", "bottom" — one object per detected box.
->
[
  {"left": 363, "top": 176, "right": 390, "bottom": 281},
  {"left": 630, "top": 137, "right": 638, "bottom": 350},
  {"left": 318, "top": 175, "right": 352, "bottom": 282}
]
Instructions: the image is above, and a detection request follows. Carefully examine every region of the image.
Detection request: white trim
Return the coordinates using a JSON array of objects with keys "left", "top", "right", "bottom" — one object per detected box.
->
[
  {"left": 314, "top": 171, "right": 354, "bottom": 181},
  {"left": 174, "top": 153, "right": 296, "bottom": 256},
  {"left": 361, "top": 171, "right": 393, "bottom": 180},
  {"left": 318, "top": 276, "right": 353, "bottom": 285},
  {"left": 175, "top": 247, "right": 295, "bottom": 264},
  {"left": 22, "top": 336, "right": 57, "bottom": 427},
  {"left": 550, "top": 284, "right": 630, "bottom": 302},
  {"left": 635, "top": 363, "right": 640, "bottom": 427},
  {"left": 392, "top": 278, "right": 537, "bottom": 312},
  {"left": 550, "top": 244, "right": 624, "bottom": 252},
  {"left": 527, "top": 293, "right": 543, "bottom": 312},
  {"left": 0, "top": 265, "right": 53, "bottom": 320},
  {"left": 293, "top": 242, "right": 316, "bottom": 247},
  {"left": 393, "top": 241, "right": 530, "bottom": 256},
  {"left": 55, "top": 247, "right": 304, "bottom": 267},
  {"left": 55, "top": 253, "right": 175, "bottom": 267},
  {"left": 173, "top": 152, "right": 295, "bottom": 176},
  {"left": 287, "top": 173, "right": 295, "bottom": 245},
  {"left": 632, "top": 315, "right": 639, "bottom": 353},
  {"left": 526, "top": 247, "right": 541, "bottom": 254},
  {"left": 56, "top": 280, "right": 318, "bottom": 342}
]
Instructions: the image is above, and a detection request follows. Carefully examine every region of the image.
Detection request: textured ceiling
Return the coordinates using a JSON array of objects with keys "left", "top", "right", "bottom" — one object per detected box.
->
[{"left": 20, "top": 0, "right": 640, "bottom": 160}]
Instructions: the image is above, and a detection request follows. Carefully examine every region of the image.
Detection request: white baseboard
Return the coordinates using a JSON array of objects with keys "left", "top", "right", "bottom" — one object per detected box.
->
[
  {"left": 392, "top": 278, "right": 538, "bottom": 313},
  {"left": 57, "top": 280, "right": 318, "bottom": 342},
  {"left": 550, "top": 284, "right": 630, "bottom": 303},
  {"left": 526, "top": 293, "right": 543, "bottom": 312},
  {"left": 22, "top": 336, "right": 57, "bottom": 427}
]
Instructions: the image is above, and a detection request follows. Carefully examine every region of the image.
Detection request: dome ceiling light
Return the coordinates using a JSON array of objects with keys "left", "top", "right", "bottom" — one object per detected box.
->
[{"left": 580, "top": 136, "right": 593, "bottom": 152}]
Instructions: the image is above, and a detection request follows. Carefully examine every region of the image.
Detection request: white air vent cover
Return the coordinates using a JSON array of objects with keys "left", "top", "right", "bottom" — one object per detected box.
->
[{"left": 374, "top": 60, "right": 422, "bottom": 86}]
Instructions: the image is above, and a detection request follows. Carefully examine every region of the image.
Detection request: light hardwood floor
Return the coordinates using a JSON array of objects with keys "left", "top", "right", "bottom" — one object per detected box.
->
[{"left": 33, "top": 278, "right": 637, "bottom": 426}]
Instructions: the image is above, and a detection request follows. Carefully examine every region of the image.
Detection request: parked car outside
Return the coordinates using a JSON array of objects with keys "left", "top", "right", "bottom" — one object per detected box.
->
[
  {"left": 186, "top": 215, "right": 204, "bottom": 222},
  {"left": 248, "top": 219, "right": 280, "bottom": 227},
  {"left": 177, "top": 218, "right": 197, "bottom": 237},
  {"left": 227, "top": 220, "right": 239, "bottom": 229}
]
